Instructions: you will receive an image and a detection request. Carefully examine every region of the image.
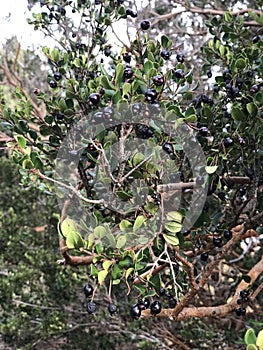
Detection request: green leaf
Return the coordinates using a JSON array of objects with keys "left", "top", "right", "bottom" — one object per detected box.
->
[
  {"left": 95, "top": 242, "right": 104, "bottom": 254},
  {"left": 103, "top": 260, "right": 113, "bottom": 271},
  {"left": 112, "top": 279, "right": 121, "bottom": 285},
  {"left": 112, "top": 264, "right": 122, "bottom": 279},
  {"left": 125, "top": 267, "right": 134, "bottom": 279},
  {"left": 246, "top": 345, "right": 257, "bottom": 350},
  {"left": 119, "top": 220, "right": 132, "bottom": 231},
  {"left": 246, "top": 102, "right": 258, "bottom": 117},
  {"left": 116, "top": 235, "right": 127, "bottom": 249},
  {"left": 231, "top": 107, "right": 246, "bottom": 121},
  {"left": 98, "top": 270, "right": 108, "bottom": 285},
  {"left": 90, "top": 263, "right": 99, "bottom": 276},
  {"left": 66, "top": 229, "right": 84, "bottom": 249},
  {"left": 185, "top": 106, "right": 196, "bottom": 118},
  {"left": 256, "top": 330, "right": 263, "bottom": 349},
  {"left": 16, "top": 135, "right": 26, "bottom": 149},
  {"left": 161, "top": 35, "right": 169, "bottom": 49},
  {"left": 244, "top": 329, "right": 257, "bottom": 345},
  {"left": 235, "top": 58, "right": 246, "bottom": 69},
  {"left": 115, "top": 63, "right": 124, "bottom": 86},
  {"left": 144, "top": 60, "right": 154, "bottom": 76},
  {"left": 166, "top": 211, "right": 183, "bottom": 223},
  {"left": 205, "top": 165, "right": 218, "bottom": 174},
  {"left": 101, "top": 75, "right": 115, "bottom": 90},
  {"left": 122, "top": 82, "right": 131, "bottom": 96},
  {"left": 163, "top": 234, "right": 179, "bottom": 246},
  {"left": 112, "top": 90, "right": 122, "bottom": 104},
  {"left": 133, "top": 215, "right": 146, "bottom": 231},
  {"left": 94, "top": 225, "right": 107, "bottom": 239},
  {"left": 165, "top": 221, "right": 182, "bottom": 233},
  {"left": 51, "top": 48, "right": 59, "bottom": 62},
  {"left": 132, "top": 152, "right": 145, "bottom": 166},
  {"left": 116, "top": 190, "right": 133, "bottom": 200}
]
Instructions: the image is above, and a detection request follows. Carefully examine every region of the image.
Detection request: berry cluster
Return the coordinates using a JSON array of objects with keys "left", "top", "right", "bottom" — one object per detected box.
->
[
  {"left": 83, "top": 284, "right": 118, "bottom": 316},
  {"left": 131, "top": 288, "right": 178, "bottom": 319},
  {"left": 235, "top": 289, "right": 250, "bottom": 316}
]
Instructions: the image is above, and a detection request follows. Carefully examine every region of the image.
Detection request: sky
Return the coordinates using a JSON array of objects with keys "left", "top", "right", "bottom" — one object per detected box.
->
[{"left": 0, "top": 0, "right": 52, "bottom": 50}]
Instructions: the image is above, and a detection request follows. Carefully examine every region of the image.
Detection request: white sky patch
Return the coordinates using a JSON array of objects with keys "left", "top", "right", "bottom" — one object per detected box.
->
[{"left": 0, "top": 0, "right": 51, "bottom": 50}]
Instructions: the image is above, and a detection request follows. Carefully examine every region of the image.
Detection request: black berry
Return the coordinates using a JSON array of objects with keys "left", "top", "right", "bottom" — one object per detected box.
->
[
  {"left": 150, "top": 301, "right": 162, "bottom": 315},
  {"left": 213, "top": 236, "right": 222, "bottom": 248},
  {"left": 153, "top": 75, "right": 164, "bottom": 86},
  {"left": 176, "top": 53, "right": 185, "bottom": 63},
  {"left": 145, "top": 89, "right": 157, "bottom": 102},
  {"left": 131, "top": 304, "right": 141, "bottom": 319},
  {"left": 108, "top": 303, "right": 117, "bottom": 315},
  {"left": 168, "top": 298, "right": 177, "bottom": 308},
  {"left": 199, "top": 126, "right": 210, "bottom": 137},
  {"left": 124, "top": 67, "right": 133, "bottom": 79},
  {"left": 200, "top": 252, "right": 209, "bottom": 261},
  {"left": 54, "top": 71, "right": 62, "bottom": 81},
  {"left": 49, "top": 80, "right": 57, "bottom": 88},
  {"left": 159, "top": 288, "right": 166, "bottom": 296},
  {"left": 162, "top": 142, "right": 174, "bottom": 155},
  {"left": 224, "top": 137, "right": 234, "bottom": 148},
  {"left": 140, "top": 20, "right": 151, "bottom": 30},
  {"left": 240, "top": 290, "right": 249, "bottom": 299},
  {"left": 160, "top": 50, "right": 171, "bottom": 60},
  {"left": 173, "top": 69, "right": 185, "bottom": 79},
  {"left": 126, "top": 8, "right": 137, "bottom": 18},
  {"left": 223, "top": 230, "right": 232, "bottom": 240},
  {"left": 235, "top": 307, "right": 246, "bottom": 316},
  {"left": 88, "top": 93, "right": 100, "bottom": 106},
  {"left": 86, "top": 301, "right": 96, "bottom": 314},
  {"left": 123, "top": 52, "right": 132, "bottom": 63},
  {"left": 84, "top": 283, "right": 94, "bottom": 297}
]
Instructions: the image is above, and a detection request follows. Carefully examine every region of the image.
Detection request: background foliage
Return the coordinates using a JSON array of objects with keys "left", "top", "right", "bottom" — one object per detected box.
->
[{"left": 0, "top": 0, "right": 262, "bottom": 349}]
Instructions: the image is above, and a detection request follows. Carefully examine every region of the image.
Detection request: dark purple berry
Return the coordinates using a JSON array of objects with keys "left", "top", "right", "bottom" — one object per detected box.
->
[
  {"left": 143, "top": 298, "right": 150, "bottom": 309},
  {"left": 240, "top": 290, "right": 249, "bottom": 299},
  {"left": 84, "top": 284, "right": 94, "bottom": 297},
  {"left": 140, "top": 20, "right": 151, "bottom": 30},
  {"left": 162, "top": 142, "right": 174, "bottom": 155},
  {"left": 213, "top": 236, "right": 222, "bottom": 248},
  {"left": 108, "top": 303, "right": 117, "bottom": 315},
  {"left": 200, "top": 252, "right": 209, "bottom": 261},
  {"left": 104, "top": 47, "right": 111, "bottom": 57},
  {"left": 124, "top": 67, "right": 133, "bottom": 79},
  {"left": 86, "top": 301, "right": 96, "bottom": 314},
  {"left": 199, "top": 126, "right": 210, "bottom": 137},
  {"left": 131, "top": 304, "right": 141, "bottom": 319},
  {"left": 145, "top": 89, "right": 157, "bottom": 102},
  {"left": 176, "top": 53, "right": 184, "bottom": 63},
  {"left": 223, "top": 230, "right": 232, "bottom": 240},
  {"left": 49, "top": 80, "right": 57, "bottom": 88},
  {"left": 224, "top": 137, "right": 234, "bottom": 148},
  {"left": 245, "top": 168, "right": 254, "bottom": 179},
  {"left": 159, "top": 288, "right": 166, "bottom": 296},
  {"left": 123, "top": 52, "right": 132, "bottom": 63},
  {"left": 174, "top": 69, "right": 185, "bottom": 79},
  {"left": 252, "top": 35, "right": 260, "bottom": 44},
  {"left": 54, "top": 71, "right": 62, "bottom": 81},
  {"left": 250, "top": 84, "right": 259, "bottom": 94},
  {"left": 168, "top": 298, "right": 177, "bottom": 308},
  {"left": 207, "top": 70, "right": 212, "bottom": 78},
  {"left": 126, "top": 8, "right": 137, "bottom": 18},
  {"left": 153, "top": 75, "right": 164, "bottom": 86},
  {"left": 150, "top": 300, "right": 162, "bottom": 315},
  {"left": 235, "top": 307, "right": 246, "bottom": 316},
  {"left": 160, "top": 49, "right": 171, "bottom": 60},
  {"left": 213, "top": 84, "right": 220, "bottom": 93},
  {"left": 88, "top": 93, "right": 100, "bottom": 106}
]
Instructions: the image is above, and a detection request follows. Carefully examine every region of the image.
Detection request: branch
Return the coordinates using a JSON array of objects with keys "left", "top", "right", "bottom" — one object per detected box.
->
[
  {"left": 151, "top": 7, "right": 262, "bottom": 26},
  {"left": 141, "top": 253, "right": 263, "bottom": 320}
]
